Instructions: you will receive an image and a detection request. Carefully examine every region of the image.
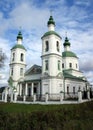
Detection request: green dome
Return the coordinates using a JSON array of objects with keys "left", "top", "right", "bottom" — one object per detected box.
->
[
  {"left": 41, "top": 31, "right": 61, "bottom": 39},
  {"left": 63, "top": 37, "right": 70, "bottom": 47},
  {"left": 62, "top": 51, "right": 78, "bottom": 58},
  {"left": 47, "top": 15, "right": 55, "bottom": 26},
  {"left": 11, "top": 44, "right": 26, "bottom": 50},
  {"left": 17, "top": 31, "right": 23, "bottom": 40}
]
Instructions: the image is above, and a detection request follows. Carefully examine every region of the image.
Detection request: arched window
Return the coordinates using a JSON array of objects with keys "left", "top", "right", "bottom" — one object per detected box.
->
[
  {"left": 20, "top": 68, "right": 23, "bottom": 76},
  {"left": 20, "top": 53, "right": 24, "bottom": 61},
  {"left": 45, "top": 60, "right": 48, "bottom": 70},
  {"left": 69, "top": 63, "right": 72, "bottom": 68},
  {"left": 11, "top": 68, "right": 13, "bottom": 76},
  {"left": 45, "top": 41, "right": 49, "bottom": 52},
  {"left": 62, "top": 63, "right": 64, "bottom": 68},
  {"left": 12, "top": 53, "right": 15, "bottom": 61},
  {"left": 56, "top": 41, "right": 60, "bottom": 52},
  {"left": 73, "top": 87, "right": 75, "bottom": 94},
  {"left": 76, "top": 64, "right": 77, "bottom": 68},
  {"left": 67, "top": 86, "right": 69, "bottom": 94},
  {"left": 58, "top": 60, "right": 60, "bottom": 70}
]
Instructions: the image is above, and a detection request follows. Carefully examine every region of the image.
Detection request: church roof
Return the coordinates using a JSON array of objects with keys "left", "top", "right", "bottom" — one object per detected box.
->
[
  {"left": 25, "top": 64, "right": 42, "bottom": 75},
  {"left": 63, "top": 70, "right": 85, "bottom": 81},
  {"left": 62, "top": 51, "right": 78, "bottom": 58},
  {"left": 41, "top": 31, "right": 62, "bottom": 39},
  {"left": 11, "top": 44, "right": 26, "bottom": 50}
]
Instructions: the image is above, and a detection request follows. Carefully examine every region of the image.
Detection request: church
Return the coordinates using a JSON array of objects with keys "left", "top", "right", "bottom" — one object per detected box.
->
[{"left": 7, "top": 15, "right": 91, "bottom": 101}]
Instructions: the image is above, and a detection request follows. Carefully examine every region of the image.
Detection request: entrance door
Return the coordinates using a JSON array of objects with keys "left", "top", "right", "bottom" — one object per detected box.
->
[
  {"left": 34, "top": 87, "right": 37, "bottom": 94},
  {"left": 28, "top": 87, "right": 31, "bottom": 96}
]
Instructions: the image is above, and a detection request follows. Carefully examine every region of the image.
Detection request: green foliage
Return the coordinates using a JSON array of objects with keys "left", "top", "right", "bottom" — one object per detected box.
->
[{"left": 0, "top": 101, "right": 93, "bottom": 130}]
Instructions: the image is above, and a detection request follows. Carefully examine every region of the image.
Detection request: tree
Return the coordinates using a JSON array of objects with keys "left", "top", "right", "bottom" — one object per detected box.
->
[{"left": 0, "top": 48, "right": 7, "bottom": 69}]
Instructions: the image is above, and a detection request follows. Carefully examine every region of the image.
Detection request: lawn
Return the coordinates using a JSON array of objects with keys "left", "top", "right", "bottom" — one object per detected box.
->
[{"left": 0, "top": 101, "right": 93, "bottom": 130}]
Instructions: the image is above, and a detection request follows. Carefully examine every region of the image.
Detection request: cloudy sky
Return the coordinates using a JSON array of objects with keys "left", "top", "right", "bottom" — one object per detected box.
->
[{"left": 0, "top": 0, "right": 93, "bottom": 86}]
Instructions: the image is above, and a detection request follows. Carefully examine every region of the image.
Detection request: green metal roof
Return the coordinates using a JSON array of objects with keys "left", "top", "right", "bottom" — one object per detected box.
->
[
  {"left": 63, "top": 70, "right": 84, "bottom": 81},
  {"left": 41, "top": 31, "right": 62, "bottom": 39},
  {"left": 62, "top": 51, "right": 77, "bottom": 58},
  {"left": 63, "top": 37, "right": 70, "bottom": 47},
  {"left": 47, "top": 15, "right": 55, "bottom": 26},
  {"left": 11, "top": 44, "right": 26, "bottom": 50}
]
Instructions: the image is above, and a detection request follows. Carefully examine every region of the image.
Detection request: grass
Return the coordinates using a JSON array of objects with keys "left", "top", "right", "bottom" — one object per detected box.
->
[
  {"left": 0, "top": 101, "right": 93, "bottom": 130},
  {"left": 0, "top": 102, "right": 77, "bottom": 113}
]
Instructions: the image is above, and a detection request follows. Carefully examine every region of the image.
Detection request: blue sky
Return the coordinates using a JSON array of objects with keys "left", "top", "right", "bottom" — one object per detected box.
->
[{"left": 0, "top": 0, "right": 93, "bottom": 86}]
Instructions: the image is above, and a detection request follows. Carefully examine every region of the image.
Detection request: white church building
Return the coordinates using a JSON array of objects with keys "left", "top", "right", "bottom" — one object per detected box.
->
[{"left": 3, "top": 15, "right": 91, "bottom": 102}]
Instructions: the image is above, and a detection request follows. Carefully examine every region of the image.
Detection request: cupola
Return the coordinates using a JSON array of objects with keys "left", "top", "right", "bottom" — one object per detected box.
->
[
  {"left": 63, "top": 37, "right": 70, "bottom": 47},
  {"left": 47, "top": 15, "right": 55, "bottom": 31},
  {"left": 17, "top": 31, "right": 23, "bottom": 41},
  {"left": 47, "top": 15, "right": 55, "bottom": 26}
]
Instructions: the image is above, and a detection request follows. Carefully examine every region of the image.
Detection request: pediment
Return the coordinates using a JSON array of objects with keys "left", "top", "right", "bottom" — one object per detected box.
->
[{"left": 25, "top": 64, "right": 42, "bottom": 75}]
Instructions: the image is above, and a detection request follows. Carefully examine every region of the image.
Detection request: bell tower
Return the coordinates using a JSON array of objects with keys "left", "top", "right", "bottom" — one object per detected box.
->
[
  {"left": 9, "top": 30, "right": 26, "bottom": 90},
  {"left": 41, "top": 15, "right": 63, "bottom": 94}
]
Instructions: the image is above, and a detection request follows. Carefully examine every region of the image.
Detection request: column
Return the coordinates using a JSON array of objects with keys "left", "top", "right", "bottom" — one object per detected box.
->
[
  {"left": 45, "top": 93, "right": 48, "bottom": 102},
  {"left": 2, "top": 92, "right": 4, "bottom": 101},
  {"left": 31, "top": 83, "right": 34, "bottom": 96},
  {"left": 19, "top": 84, "right": 22, "bottom": 96},
  {"left": 11, "top": 89, "right": 13, "bottom": 102},
  {"left": 23, "top": 95, "right": 26, "bottom": 102},
  {"left": 60, "top": 92, "right": 64, "bottom": 102},
  {"left": 87, "top": 90, "right": 90, "bottom": 100},
  {"left": 38, "top": 82, "right": 40, "bottom": 95},
  {"left": 33, "top": 94, "right": 36, "bottom": 102},
  {"left": 25, "top": 83, "right": 28, "bottom": 96},
  {"left": 4, "top": 88, "right": 7, "bottom": 102},
  {"left": 14, "top": 92, "right": 18, "bottom": 102},
  {"left": 78, "top": 89, "right": 82, "bottom": 103}
]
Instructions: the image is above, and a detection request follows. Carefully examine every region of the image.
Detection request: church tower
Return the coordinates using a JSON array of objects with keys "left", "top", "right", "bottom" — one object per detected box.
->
[
  {"left": 9, "top": 31, "right": 26, "bottom": 90},
  {"left": 41, "top": 15, "right": 63, "bottom": 95},
  {"left": 62, "top": 36, "right": 79, "bottom": 71}
]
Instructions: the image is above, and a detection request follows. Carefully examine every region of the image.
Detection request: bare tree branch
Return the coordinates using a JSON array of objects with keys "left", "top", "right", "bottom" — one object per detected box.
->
[{"left": 0, "top": 48, "right": 7, "bottom": 68}]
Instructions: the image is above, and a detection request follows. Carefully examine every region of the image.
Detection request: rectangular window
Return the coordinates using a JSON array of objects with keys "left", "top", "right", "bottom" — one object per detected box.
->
[
  {"left": 20, "top": 68, "right": 23, "bottom": 76},
  {"left": 69, "top": 63, "right": 72, "bottom": 68},
  {"left": 58, "top": 60, "right": 60, "bottom": 70},
  {"left": 45, "top": 60, "right": 48, "bottom": 70}
]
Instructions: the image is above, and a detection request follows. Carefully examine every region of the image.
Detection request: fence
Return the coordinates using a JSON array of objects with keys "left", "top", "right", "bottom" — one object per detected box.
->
[
  {"left": 1, "top": 90, "right": 93, "bottom": 103},
  {"left": 64, "top": 92, "right": 78, "bottom": 100}
]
